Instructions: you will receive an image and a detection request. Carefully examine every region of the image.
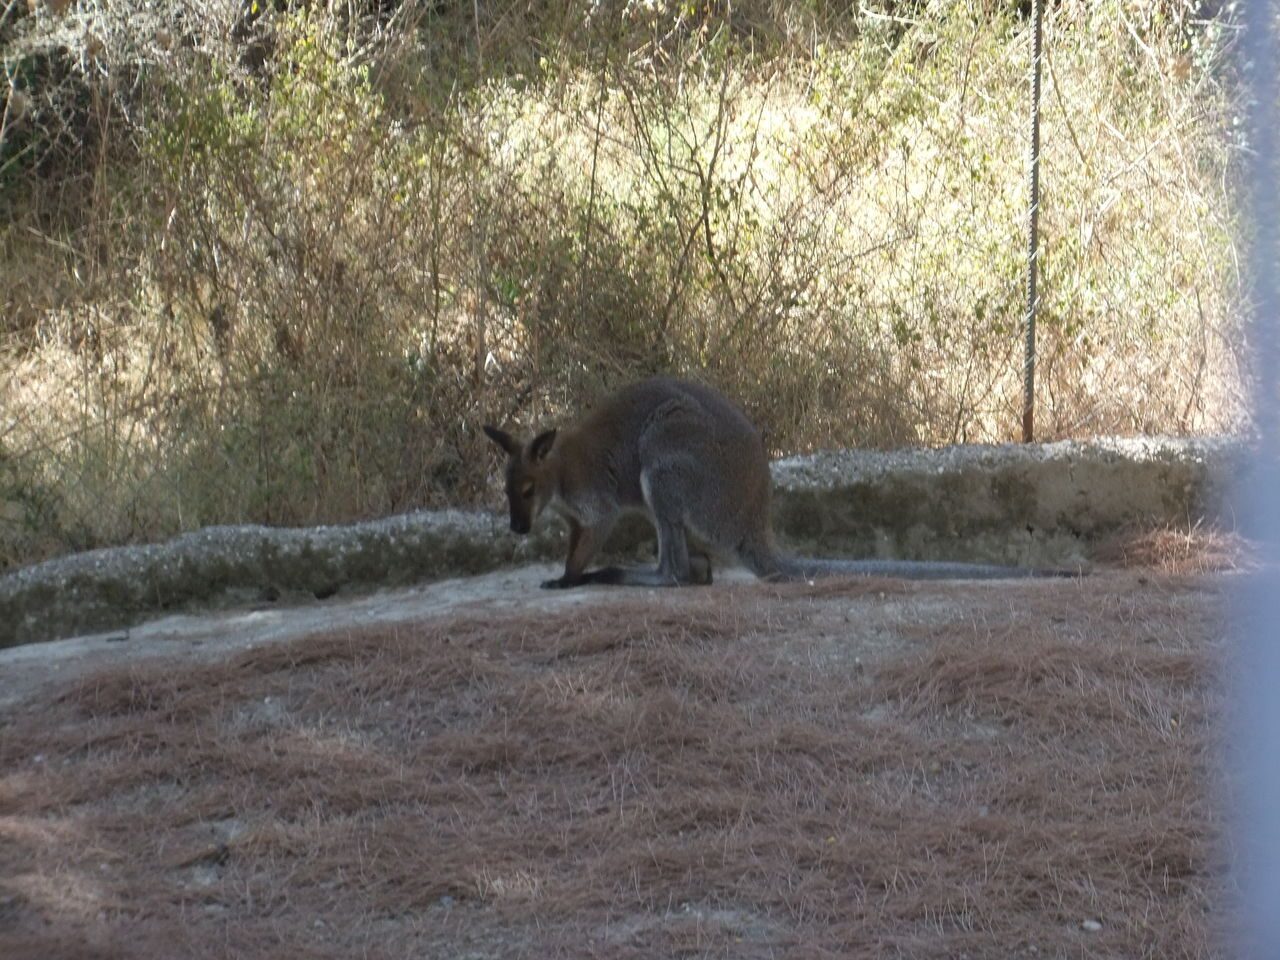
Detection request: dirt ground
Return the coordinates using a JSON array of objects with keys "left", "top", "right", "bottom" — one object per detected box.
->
[{"left": 0, "top": 560, "right": 1233, "bottom": 959}]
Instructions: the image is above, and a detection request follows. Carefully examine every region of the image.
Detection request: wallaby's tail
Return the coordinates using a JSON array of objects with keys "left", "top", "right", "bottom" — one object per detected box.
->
[
  {"left": 769, "top": 556, "right": 1076, "bottom": 580},
  {"left": 738, "top": 537, "right": 1078, "bottom": 581}
]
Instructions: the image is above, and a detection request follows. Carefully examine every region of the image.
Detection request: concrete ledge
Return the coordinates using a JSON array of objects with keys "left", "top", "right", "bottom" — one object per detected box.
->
[
  {"left": 0, "top": 511, "right": 564, "bottom": 649},
  {"left": 771, "top": 436, "right": 1247, "bottom": 567},
  {"left": 0, "top": 436, "right": 1247, "bottom": 648}
]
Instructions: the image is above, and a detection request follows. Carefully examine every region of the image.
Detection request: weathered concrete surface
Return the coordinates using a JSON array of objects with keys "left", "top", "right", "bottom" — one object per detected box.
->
[
  {"left": 0, "top": 511, "right": 566, "bottom": 650},
  {"left": 0, "top": 436, "right": 1246, "bottom": 648},
  {"left": 771, "top": 435, "right": 1247, "bottom": 567},
  {"left": 0, "top": 563, "right": 637, "bottom": 713}
]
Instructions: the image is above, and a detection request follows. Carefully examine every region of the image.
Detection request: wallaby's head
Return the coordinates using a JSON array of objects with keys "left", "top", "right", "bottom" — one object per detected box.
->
[{"left": 483, "top": 425, "right": 558, "bottom": 535}]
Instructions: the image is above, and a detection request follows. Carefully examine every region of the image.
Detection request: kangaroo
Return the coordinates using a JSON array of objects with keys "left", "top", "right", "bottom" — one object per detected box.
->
[{"left": 485, "top": 377, "right": 1066, "bottom": 588}]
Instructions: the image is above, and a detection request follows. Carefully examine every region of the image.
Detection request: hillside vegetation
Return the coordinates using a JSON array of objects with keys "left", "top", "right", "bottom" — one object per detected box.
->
[{"left": 0, "top": 0, "right": 1245, "bottom": 569}]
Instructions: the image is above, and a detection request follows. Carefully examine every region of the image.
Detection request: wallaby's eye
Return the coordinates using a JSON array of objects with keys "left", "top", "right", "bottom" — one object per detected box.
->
[{"left": 521, "top": 481, "right": 535, "bottom": 500}]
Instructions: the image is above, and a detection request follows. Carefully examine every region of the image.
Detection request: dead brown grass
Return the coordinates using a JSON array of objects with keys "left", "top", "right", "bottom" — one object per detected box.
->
[
  {"left": 0, "top": 575, "right": 1228, "bottom": 959},
  {"left": 1093, "top": 524, "right": 1254, "bottom": 576}
]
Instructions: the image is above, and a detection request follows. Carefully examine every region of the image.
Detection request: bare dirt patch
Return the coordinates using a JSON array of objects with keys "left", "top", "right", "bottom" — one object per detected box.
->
[{"left": 0, "top": 571, "right": 1229, "bottom": 959}]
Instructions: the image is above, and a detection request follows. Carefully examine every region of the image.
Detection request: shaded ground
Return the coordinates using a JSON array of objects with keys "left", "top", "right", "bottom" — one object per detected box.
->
[{"left": 0, "top": 566, "right": 1231, "bottom": 959}]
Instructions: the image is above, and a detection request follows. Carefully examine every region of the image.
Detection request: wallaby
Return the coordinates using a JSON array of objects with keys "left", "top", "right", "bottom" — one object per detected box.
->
[{"left": 485, "top": 377, "right": 1066, "bottom": 588}]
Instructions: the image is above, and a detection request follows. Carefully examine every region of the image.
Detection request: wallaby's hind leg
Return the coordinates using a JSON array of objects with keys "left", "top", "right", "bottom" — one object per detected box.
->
[
  {"left": 573, "top": 520, "right": 711, "bottom": 587},
  {"left": 592, "top": 467, "right": 711, "bottom": 586},
  {"left": 541, "top": 513, "right": 710, "bottom": 589},
  {"left": 543, "top": 464, "right": 715, "bottom": 589},
  {"left": 655, "top": 516, "right": 693, "bottom": 582},
  {"left": 565, "top": 468, "right": 714, "bottom": 588}
]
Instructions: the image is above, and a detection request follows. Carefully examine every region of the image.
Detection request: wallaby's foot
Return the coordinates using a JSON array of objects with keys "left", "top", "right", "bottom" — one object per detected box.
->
[
  {"left": 540, "top": 567, "right": 631, "bottom": 589},
  {"left": 541, "top": 573, "right": 587, "bottom": 589},
  {"left": 610, "top": 560, "right": 714, "bottom": 587},
  {"left": 689, "top": 553, "right": 713, "bottom": 585},
  {"left": 541, "top": 562, "right": 713, "bottom": 588}
]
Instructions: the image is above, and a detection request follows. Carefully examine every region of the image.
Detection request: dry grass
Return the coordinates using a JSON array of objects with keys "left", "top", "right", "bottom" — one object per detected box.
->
[
  {"left": 1093, "top": 524, "right": 1255, "bottom": 576},
  {"left": 0, "top": 574, "right": 1229, "bottom": 958}
]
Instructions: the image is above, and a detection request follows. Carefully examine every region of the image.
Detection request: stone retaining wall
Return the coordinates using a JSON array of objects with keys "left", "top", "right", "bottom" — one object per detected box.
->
[{"left": 0, "top": 436, "right": 1246, "bottom": 647}]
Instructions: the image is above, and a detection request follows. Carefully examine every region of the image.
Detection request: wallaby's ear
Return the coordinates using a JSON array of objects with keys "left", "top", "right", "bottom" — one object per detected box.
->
[
  {"left": 529, "top": 429, "right": 557, "bottom": 462},
  {"left": 483, "top": 424, "right": 518, "bottom": 456}
]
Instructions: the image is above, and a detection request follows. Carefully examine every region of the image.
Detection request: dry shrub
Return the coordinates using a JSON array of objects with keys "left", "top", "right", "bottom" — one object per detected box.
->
[
  {"left": 0, "top": 0, "right": 1248, "bottom": 569},
  {"left": 1093, "top": 523, "right": 1255, "bottom": 575},
  {"left": 0, "top": 575, "right": 1230, "bottom": 958}
]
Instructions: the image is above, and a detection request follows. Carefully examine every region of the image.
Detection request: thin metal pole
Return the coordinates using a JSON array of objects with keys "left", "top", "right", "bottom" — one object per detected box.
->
[{"left": 1022, "top": 0, "right": 1044, "bottom": 444}]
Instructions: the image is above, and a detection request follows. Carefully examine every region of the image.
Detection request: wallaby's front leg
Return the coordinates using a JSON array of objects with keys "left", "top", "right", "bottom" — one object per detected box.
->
[{"left": 542, "top": 517, "right": 606, "bottom": 589}]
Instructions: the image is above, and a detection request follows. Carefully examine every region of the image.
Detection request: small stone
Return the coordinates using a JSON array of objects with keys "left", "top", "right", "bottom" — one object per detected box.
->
[{"left": 1081, "top": 919, "right": 1102, "bottom": 932}]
